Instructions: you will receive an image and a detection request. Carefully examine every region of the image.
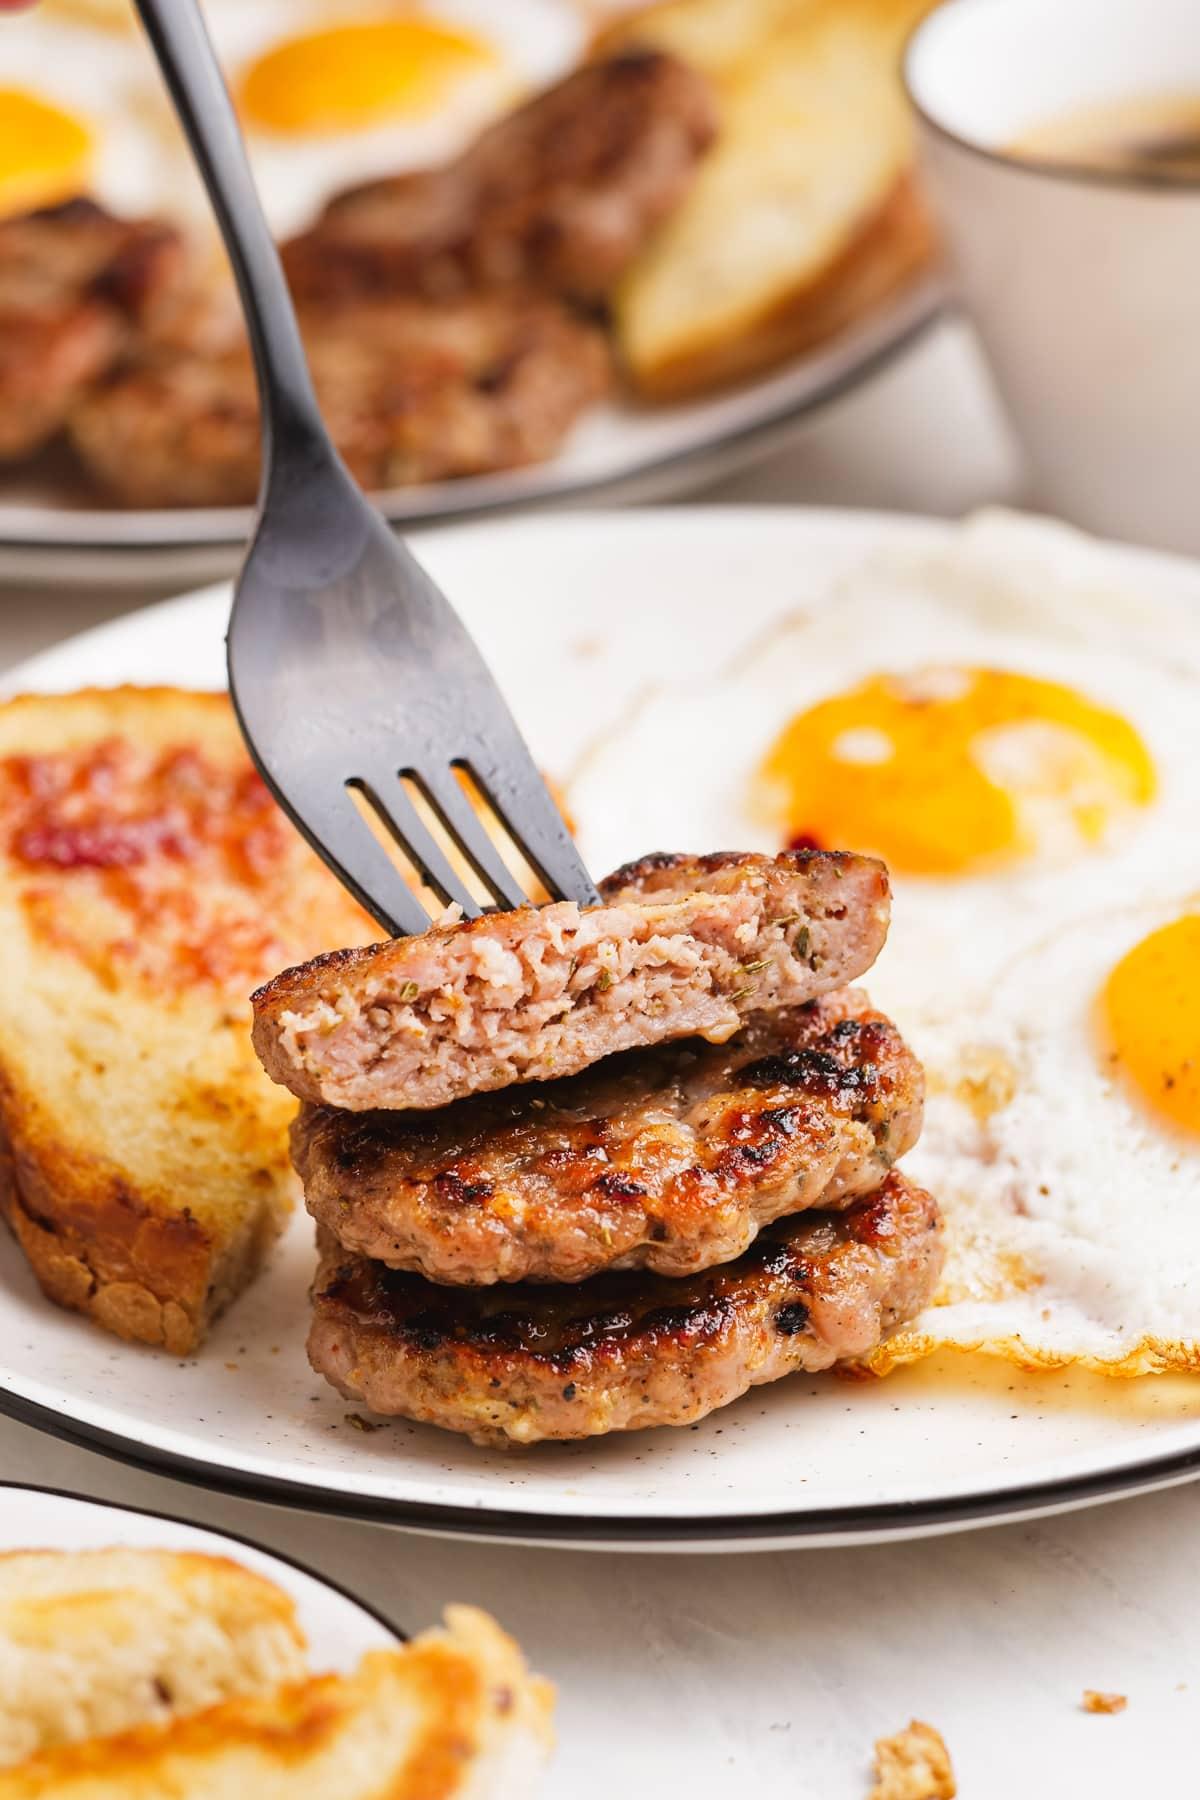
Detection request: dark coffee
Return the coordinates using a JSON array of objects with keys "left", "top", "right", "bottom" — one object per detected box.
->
[{"left": 1012, "top": 92, "right": 1200, "bottom": 182}]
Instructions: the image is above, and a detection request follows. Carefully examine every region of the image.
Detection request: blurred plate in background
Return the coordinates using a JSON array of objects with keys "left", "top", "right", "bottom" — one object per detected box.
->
[{"left": 0, "top": 280, "right": 939, "bottom": 588}]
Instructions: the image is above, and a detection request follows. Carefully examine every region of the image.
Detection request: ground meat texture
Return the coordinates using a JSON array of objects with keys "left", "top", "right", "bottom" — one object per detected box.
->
[
  {"left": 0, "top": 198, "right": 183, "bottom": 462},
  {"left": 252, "top": 850, "right": 891, "bottom": 1113},
  {"left": 283, "top": 50, "right": 718, "bottom": 307},
  {"left": 294, "top": 988, "right": 922, "bottom": 1285},
  {"left": 307, "top": 1170, "right": 944, "bottom": 1445},
  {"left": 69, "top": 293, "right": 610, "bottom": 509}
]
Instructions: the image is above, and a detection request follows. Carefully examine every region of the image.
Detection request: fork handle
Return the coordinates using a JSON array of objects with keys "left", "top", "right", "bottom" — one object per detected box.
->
[{"left": 132, "top": 0, "right": 333, "bottom": 484}]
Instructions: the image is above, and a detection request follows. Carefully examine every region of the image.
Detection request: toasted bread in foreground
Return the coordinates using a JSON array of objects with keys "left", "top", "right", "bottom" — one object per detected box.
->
[
  {"left": 0, "top": 1606, "right": 553, "bottom": 1799},
  {"left": 602, "top": 0, "right": 936, "bottom": 396},
  {"left": 0, "top": 1548, "right": 307, "bottom": 1770},
  {"left": 0, "top": 688, "right": 376, "bottom": 1351}
]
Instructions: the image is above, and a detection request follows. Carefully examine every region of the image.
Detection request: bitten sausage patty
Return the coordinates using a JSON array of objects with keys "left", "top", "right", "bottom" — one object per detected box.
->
[
  {"left": 294, "top": 988, "right": 923, "bottom": 1285},
  {"left": 283, "top": 49, "right": 718, "bottom": 307},
  {"left": 252, "top": 851, "right": 891, "bottom": 1113},
  {"left": 307, "top": 1170, "right": 943, "bottom": 1445}
]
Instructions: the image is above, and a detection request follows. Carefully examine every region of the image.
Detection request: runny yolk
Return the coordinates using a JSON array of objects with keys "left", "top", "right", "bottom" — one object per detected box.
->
[
  {"left": 0, "top": 89, "right": 93, "bottom": 216},
  {"left": 239, "top": 20, "right": 496, "bottom": 134},
  {"left": 756, "top": 666, "right": 1155, "bottom": 875},
  {"left": 1101, "top": 915, "right": 1200, "bottom": 1138}
]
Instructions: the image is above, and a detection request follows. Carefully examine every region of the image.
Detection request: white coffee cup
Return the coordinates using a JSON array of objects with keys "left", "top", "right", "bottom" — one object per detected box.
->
[{"left": 905, "top": 0, "right": 1200, "bottom": 555}]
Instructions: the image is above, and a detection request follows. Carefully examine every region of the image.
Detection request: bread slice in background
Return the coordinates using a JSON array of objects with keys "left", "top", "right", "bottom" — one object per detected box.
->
[
  {"left": 0, "top": 688, "right": 377, "bottom": 1352},
  {"left": 0, "top": 1548, "right": 307, "bottom": 1769},
  {"left": 0, "top": 1605, "right": 553, "bottom": 1799},
  {"left": 602, "top": 0, "right": 937, "bottom": 397},
  {"left": 597, "top": 0, "right": 801, "bottom": 76}
]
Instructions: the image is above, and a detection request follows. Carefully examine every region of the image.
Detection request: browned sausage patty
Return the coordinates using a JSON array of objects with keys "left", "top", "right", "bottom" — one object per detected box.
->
[
  {"left": 308, "top": 1170, "right": 943, "bottom": 1444},
  {"left": 283, "top": 49, "right": 717, "bottom": 307},
  {"left": 0, "top": 198, "right": 182, "bottom": 462},
  {"left": 253, "top": 851, "right": 891, "bottom": 1113},
  {"left": 294, "top": 988, "right": 922, "bottom": 1286},
  {"left": 69, "top": 292, "right": 611, "bottom": 509}
]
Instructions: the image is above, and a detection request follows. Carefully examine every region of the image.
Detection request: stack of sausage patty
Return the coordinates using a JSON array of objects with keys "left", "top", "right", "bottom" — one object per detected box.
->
[{"left": 251, "top": 851, "right": 944, "bottom": 1446}]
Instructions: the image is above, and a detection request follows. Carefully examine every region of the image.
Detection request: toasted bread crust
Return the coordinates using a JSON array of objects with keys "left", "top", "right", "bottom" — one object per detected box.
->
[
  {"left": 619, "top": 173, "right": 935, "bottom": 399},
  {"left": 0, "top": 1607, "right": 553, "bottom": 1799},
  {"left": 0, "top": 688, "right": 376, "bottom": 1351},
  {"left": 0, "top": 1092, "right": 287, "bottom": 1354},
  {"left": 0, "top": 1118, "right": 214, "bottom": 1355},
  {"left": 0, "top": 1547, "right": 306, "bottom": 1769},
  {"left": 603, "top": 0, "right": 937, "bottom": 398}
]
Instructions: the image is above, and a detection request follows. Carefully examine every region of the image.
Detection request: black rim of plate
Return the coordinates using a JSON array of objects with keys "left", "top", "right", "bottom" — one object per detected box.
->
[
  {"left": 0, "top": 288, "right": 941, "bottom": 555},
  {"left": 0, "top": 1476, "right": 407, "bottom": 1637},
  {"left": 2, "top": 1380, "right": 1199, "bottom": 1546}
]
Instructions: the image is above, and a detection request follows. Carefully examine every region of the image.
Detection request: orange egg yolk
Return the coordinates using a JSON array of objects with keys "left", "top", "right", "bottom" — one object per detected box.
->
[
  {"left": 757, "top": 666, "right": 1155, "bottom": 876},
  {"left": 239, "top": 20, "right": 496, "bottom": 134},
  {"left": 1101, "top": 915, "right": 1200, "bottom": 1138},
  {"left": 0, "top": 89, "right": 93, "bottom": 216}
]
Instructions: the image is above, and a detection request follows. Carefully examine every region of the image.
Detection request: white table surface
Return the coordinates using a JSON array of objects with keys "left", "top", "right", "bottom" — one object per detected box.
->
[{"left": 0, "top": 319, "right": 1191, "bottom": 1798}]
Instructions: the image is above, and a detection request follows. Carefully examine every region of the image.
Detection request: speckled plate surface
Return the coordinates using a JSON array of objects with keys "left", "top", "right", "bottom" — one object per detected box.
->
[{"left": 2, "top": 508, "right": 1200, "bottom": 1550}]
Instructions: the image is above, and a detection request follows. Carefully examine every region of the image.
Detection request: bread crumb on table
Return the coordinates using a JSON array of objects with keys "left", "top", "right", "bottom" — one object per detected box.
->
[
  {"left": 1082, "top": 1690, "right": 1128, "bottom": 1715},
  {"left": 869, "top": 1720, "right": 956, "bottom": 1800}
]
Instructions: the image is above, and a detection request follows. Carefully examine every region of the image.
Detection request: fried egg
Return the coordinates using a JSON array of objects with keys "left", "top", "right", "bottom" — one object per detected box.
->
[
  {"left": 757, "top": 665, "right": 1156, "bottom": 876},
  {"left": 873, "top": 895, "right": 1200, "bottom": 1374},
  {"left": 1102, "top": 913, "right": 1200, "bottom": 1140},
  {"left": 569, "top": 510, "right": 1200, "bottom": 1375},
  {"left": 238, "top": 18, "right": 500, "bottom": 136},
  {"left": 0, "top": 23, "right": 173, "bottom": 217},
  {"left": 204, "top": 0, "right": 584, "bottom": 237},
  {"left": 0, "top": 1, "right": 584, "bottom": 235},
  {"left": 0, "top": 87, "right": 93, "bottom": 216}
]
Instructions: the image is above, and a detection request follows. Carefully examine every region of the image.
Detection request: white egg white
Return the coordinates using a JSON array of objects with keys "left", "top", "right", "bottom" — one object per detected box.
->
[
  {"left": 204, "top": 0, "right": 586, "bottom": 237},
  {"left": 1, "top": 0, "right": 586, "bottom": 236},
  {"left": 0, "top": 11, "right": 187, "bottom": 217},
  {"left": 569, "top": 510, "right": 1200, "bottom": 1374},
  {"left": 572, "top": 510, "right": 1200, "bottom": 1011},
  {"left": 885, "top": 896, "right": 1200, "bottom": 1372}
]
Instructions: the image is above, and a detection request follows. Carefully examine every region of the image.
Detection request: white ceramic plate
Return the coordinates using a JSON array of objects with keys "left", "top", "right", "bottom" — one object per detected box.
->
[
  {"left": 3, "top": 507, "right": 1200, "bottom": 1551},
  {"left": 0, "top": 1482, "right": 401, "bottom": 1654},
  {"left": 0, "top": 284, "right": 938, "bottom": 588}
]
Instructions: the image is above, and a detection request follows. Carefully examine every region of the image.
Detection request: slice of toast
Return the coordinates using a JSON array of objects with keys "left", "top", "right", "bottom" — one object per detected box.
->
[
  {"left": 602, "top": 0, "right": 937, "bottom": 397},
  {"left": 0, "top": 1548, "right": 307, "bottom": 1769},
  {"left": 0, "top": 688, "right": 377, "bottom": 1352},
  {"left": 0, "top": 1606, "right": 554, "bottom": 1799}
]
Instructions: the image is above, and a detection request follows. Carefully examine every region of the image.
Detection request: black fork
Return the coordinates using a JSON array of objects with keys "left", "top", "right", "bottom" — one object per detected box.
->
[{"left": 133, "top": 0, "right": 599, "bottom": 937}]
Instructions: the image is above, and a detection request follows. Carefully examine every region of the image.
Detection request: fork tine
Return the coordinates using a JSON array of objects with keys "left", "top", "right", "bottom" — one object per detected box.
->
[
  {"left": 151, "top": 0, "right": 602, "bottom": 944},
  {"left": 286, "top": 780, "right": 435, "bottom": 939},
  {"left": 418, "top": 769, "right": 530, "bottom": 911},
  {"left": 466, "top": 747, "right": 601, "bottom": 908},
  {"left": 357, "top": 777, "right": 483, "bottom": 921}
]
